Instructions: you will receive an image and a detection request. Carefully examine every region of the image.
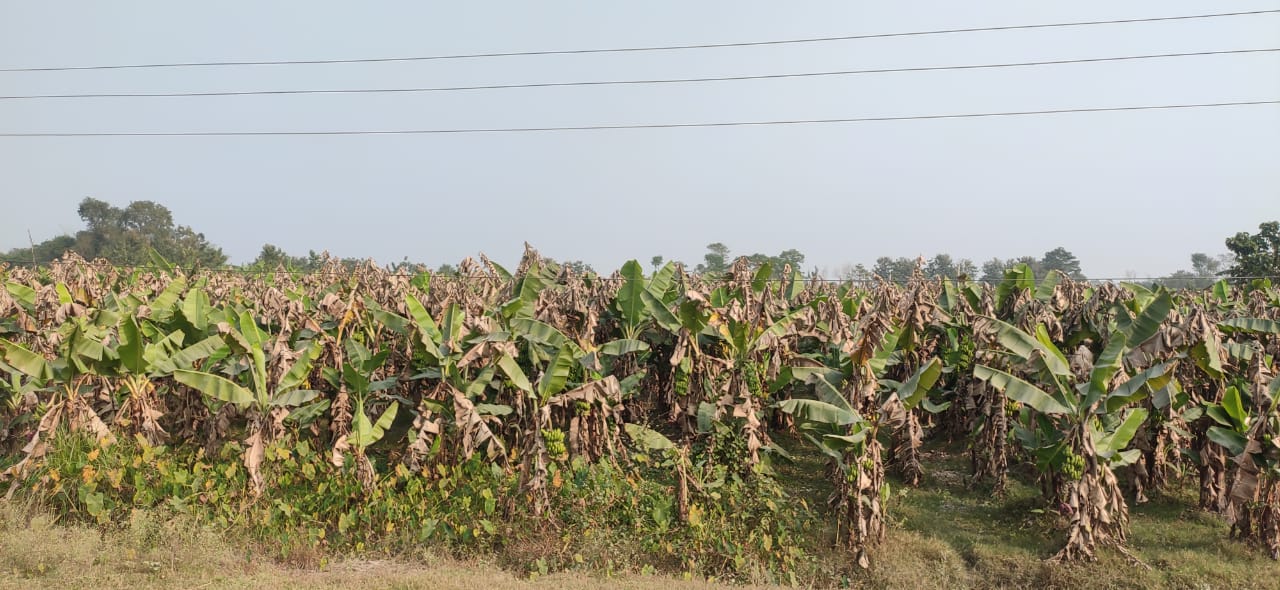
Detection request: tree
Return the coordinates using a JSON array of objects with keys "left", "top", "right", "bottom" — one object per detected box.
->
[
  {"left": 925, "top": 254, "right": 956, "bottom": 279},
  {"left": 836, "top": 263, "right": 872, "bottom": 282},
  {"left": 695, "top": 243, "right": 731, "bottom": 276},
  {"left": 980, "top": 258, "right": 1009, "bottom": 282},
  {"left": 650, "top": 255, "right": 664, "bottom": 272},
  {"left": 2, "top": 235, "right": 75, "bottom": 266},
  {"left": 1013, "top": 256, "right": 1046, "bottom": 279},
  {"left": 775, "top": 249, "right": 805, "bottom": 272},
  {"left": 5, "top": 198, "right": 226, "bottom": 267},
  {"left": 1040, "top": 247, "right": 1085, "bottom": 279},
  {"left": 560, "top": 260, "right": 595, "bottom": 275},
  {"left": 871, "top": 257, "right": 919, "bottom": 281},
  {"left": 1158, "top": 252, "right": 1234, "bottom": 289},
  {"left": 248, "top": 244, "right": 314, "bottom": 271},
  {"left": 1224, "top": 221, "right": 1280, "bottom": 282},
  {"left": 1190, "top": 252, "right": 1229, "bottom": 277}
]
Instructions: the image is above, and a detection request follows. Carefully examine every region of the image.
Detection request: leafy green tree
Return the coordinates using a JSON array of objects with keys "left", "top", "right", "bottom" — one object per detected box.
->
[
  {"left": 1191, "top": 252, "right": 1230, "bottom": 277},
  {"left": 871, "top": 257, "right": 918, "bottom": 281},
  {"left": 560, "top": 260, "right": 595, "bottom": 275},
  {"left": 248, "top": 244, "right": 312, "bottom": 270},
  {"left": 5, "top": 198, "right": 226, "bottom": 267},
  {"left": 775, "top": 248, "right": 806, "bottom": 272},
  {"left": 650, "top": 255, "right": 664, "bottom": 272},
  {"left": 1040, "top": 247, "right": 1085, "bottom": 279},
  {"left": 980, "top": 258, "right": 1009, "bottom": 282},
  {"left": 836, "top": 263, "right": 871, "bottom": 282},
  {"left": 696, "top": 243, "right": 731, "bottom": 276},
  {"left": 925, "top": 254, "right": 955, "bottom": 278},
  {"left": 1224, "top": 221, "right": 1280, "bottom": 281},
  {"left": 1158, "top": 252, "right": 1232, "bottom": 289}
]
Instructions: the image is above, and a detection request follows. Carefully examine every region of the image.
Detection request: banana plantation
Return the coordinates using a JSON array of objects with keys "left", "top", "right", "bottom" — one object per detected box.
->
[{"left": 1, "top": 248, "right": 1279, "bottom": 583}]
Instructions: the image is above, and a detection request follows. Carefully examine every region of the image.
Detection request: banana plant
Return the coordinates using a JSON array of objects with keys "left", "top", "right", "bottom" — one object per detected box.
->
[
  {"left": 778, "top": 357, "right": 941, "bottom": 569},
  {"left": 1215, "top": 371, "right": 1280, "bottom": 557},
  {"left": 172, "top": 310, "right": 324, "bottom": 492},
  {"left": 112, "top": 313, "right": 225, "bottom": 443},
  {"left": 973, "top": 290, "right": 1174, "bottom": 562},
  {"left": 321, "top": 337, "right": 399, "bottom": 490},
  {"left": 0, "top": 309, "right": 118, "bottom": 481}
]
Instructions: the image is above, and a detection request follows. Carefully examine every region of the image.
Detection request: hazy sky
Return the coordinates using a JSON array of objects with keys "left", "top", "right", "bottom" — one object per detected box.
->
[{"left": 1, "top": 1, "right": 1277, "bottom": 278}]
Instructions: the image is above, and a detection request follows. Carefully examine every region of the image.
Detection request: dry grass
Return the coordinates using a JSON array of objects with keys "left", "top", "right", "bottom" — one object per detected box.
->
[
  {"left": 0, "top": 502, "right": 774, "bottom": 590},
  {"left": 9, "top": 441, "right": 1280, "bottom": 589}
]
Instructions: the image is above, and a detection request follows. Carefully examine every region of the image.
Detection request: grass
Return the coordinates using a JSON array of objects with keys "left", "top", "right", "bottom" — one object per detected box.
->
[
  {"left": 0, "top": 501, "right": 774, "bottom": 590},
  {"left": 5, "top": 440, "right": 1280, "bottom": 589}
]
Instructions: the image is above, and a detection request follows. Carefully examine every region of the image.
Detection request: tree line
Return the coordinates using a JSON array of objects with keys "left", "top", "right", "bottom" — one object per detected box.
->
[{"left": 4, "top": 198, "right": 1277, "bottom": 285}]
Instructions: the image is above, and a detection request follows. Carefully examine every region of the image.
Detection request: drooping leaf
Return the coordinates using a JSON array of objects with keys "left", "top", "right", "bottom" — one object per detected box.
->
[
  {"left": 278, "top": 340, "right": 324, "bottom": 392},
  {"left": 777, "top": 398, "right": 860, "bottom": 426},
  {"left": 269, "top": 389, "right": 322, "bottom": 408},
  {"left": 154, "top": 335, "right": 226, "bottom": 374},
  {"left": 497, "top": 354, "right": 532, "bottom": 393},
  {"left": 984, "top": 317, "right": 1071, "bottom": 378},
  {"left": 174, "top": 369, "right": 254, "bottom": 406},
  {"left": 1034, "top": 270, "right": 1062, "bottom": 302},
  {"left": 598, "top": 339, "right": 650, "bottom": 357},
  {"left": 974, "top": 364, "right": 1071, "bottom": 415},
  {"left": 0, "top": 338, "right": 52, "bottom": 380},
  {"left": 678, "top": 300, "right": 709, "bottom": 335},
  {"left": 646, "top": 262, "right": 677, "bottom": 302},
  {"left": 896, "top": 358, "right": 943, "bottom": 409},
  {"left": 1207, "top": 425, "right": 1247, "bottom": 456},
  {"left": 640, "top": 289, "right": 681, "bottom": 332},
  {"left": 625, "top": 423, "right": 675, "bottom": 451},
  {"left": 511, "top": 318, "right": 568, "bottom": 348},
  {"left": 1122, "top": 291, "right": 1173, "bottom": 346},
  {"left": 1096, "top": 408, "right": 1149, "bottom": 459},
  {"left": 1219, "top": 318, "right": 1280, "bottom": 335},
  {"left": 1104, "top": 363, "right": 1169, "bottom": 412}
]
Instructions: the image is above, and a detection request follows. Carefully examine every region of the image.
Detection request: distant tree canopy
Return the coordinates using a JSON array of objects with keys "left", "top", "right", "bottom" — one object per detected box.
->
[
  {"left": 1224, "top": 221, "right": 1280, "bottom": 281},
  {"left": 1158, "top": 253, "right": 1232, "bottom": 289},
  {"left": 979, "top": 247, "right": 1085, "bottom": 282},
  {"left": 868, "top": 254, "right": 978, "bottom": 281},
  {"left": 4, "top": 198, "right": 226, "bottom": 267},
  {"left": 694, "top": 243, "right": 805, "bottom": 278}
]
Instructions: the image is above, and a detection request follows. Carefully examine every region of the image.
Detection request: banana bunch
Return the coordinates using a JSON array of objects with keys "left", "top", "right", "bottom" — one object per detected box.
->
[
  {"left": 1004, "top": 399, "right": 1021, "bottom": 415},
  {"left": 542, "top": 428, "right": 568, "bottom": 460},
  {"left": 1060, "top": 450, "right": 1086, "bottom": 481},
  {"left": 674, "top": 367, "right": 690, "bottom": 397},
  {"left": 743, "top": 359, "right": 764, "bottom": 399}
]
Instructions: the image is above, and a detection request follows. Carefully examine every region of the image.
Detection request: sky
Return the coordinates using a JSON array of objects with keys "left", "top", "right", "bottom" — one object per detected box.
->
[{"left": 1, "top": 1, "right": 1277, "bottom": 278}]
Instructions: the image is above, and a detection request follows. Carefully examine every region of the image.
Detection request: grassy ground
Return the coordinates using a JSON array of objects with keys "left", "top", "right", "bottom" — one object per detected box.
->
[
  {"left": 0, "top": 504, "right": 765, "bottom": 590},
  {"left": 4, "top": 441, "right": 1279, "bottom": 589}
]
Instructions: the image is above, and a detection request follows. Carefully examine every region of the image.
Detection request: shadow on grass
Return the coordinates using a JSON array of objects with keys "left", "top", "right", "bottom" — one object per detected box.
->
[{"left": 775, "top": 436, "right": 1280, "bottom": 589}]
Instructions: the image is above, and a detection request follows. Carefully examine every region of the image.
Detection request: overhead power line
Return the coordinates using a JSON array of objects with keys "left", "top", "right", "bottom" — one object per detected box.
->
[
  {"left": 2, "top": 48, "right": 1274, "bottom": 101},
  {"left": 1, "top": 9, "right": 1276, "bottom": 73},
  {"left": 0, "top": 100, "right": 1275, "bottom": 137}
]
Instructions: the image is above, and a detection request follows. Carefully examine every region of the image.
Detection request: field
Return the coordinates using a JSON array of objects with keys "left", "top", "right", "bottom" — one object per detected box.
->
[{"left": 1, "top": 250, "right": 1279, "bottom": 588}]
